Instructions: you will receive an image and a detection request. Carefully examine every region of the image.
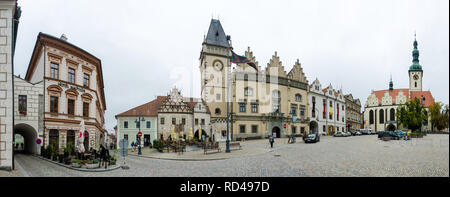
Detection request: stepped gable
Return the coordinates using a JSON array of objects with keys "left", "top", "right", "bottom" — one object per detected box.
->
[
  {"left": 115, "top": 96, "right": 166, "bottom": 117},
  {"left": 287, "top": 59, "right": 308, "bottom": 83},
  {"left": 234, "top": 47, "right": 261, "bottom": 73},
  {"left": 265, "top": 51, "right": 287, "bottom": 78},
  {"left": 158, "top": 87, "right": 193, "bottom": 113}
]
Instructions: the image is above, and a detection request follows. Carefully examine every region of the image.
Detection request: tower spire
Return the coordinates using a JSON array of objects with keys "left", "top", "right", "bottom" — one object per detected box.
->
[
  {"left": 409, "top": 33, "right": 422, "bottom": 71},
  {"left": 389, "top": 74, "right": 393, "bottom": 91}
]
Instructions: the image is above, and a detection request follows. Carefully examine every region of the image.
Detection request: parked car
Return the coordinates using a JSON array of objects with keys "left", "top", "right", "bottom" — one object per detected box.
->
[
  {"left": 360, "top": 129, "right": 369, "bottom": 135},
  {"left": 378, "top": 131, "right": 386, "bottom": 138},
  {"left": 334, "top": 132, "right": 346, "bottom": 137},
  {"left": 304, "top": 133, "right": 320, "bottom": 143},
  {"left": 354, "top": 131, "right": 362, "bottom": 136},
  {"left": 394, "top": 130, "right": 406, "bottom": 137},
  {"left": 381, "top": 131, "right": 402, "bottom": 140},
  {"left": 344, "top": 132, "right": 352, "bottom": 137}
]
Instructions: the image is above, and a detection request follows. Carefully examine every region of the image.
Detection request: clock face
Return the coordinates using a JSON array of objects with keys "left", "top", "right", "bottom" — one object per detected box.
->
[
  {"left": 213, "top": 60, "right": 223, "bottom": 71},
  {"left": 413, "top": 74, "right": 419, "bottom": 80}
]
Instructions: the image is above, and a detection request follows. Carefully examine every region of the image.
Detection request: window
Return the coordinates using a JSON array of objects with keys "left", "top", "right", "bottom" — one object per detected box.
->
[
  {"left": 390, "top": 108, "right": 395, "bottom": 121},
  {"left": 124, "top": 121, "right": 128, "bottom": 128},
  {"left": 50, "top": 96, "right": 58, "bottom": 113},
  {"left": 300, "top": 107, "right": 305, "bottom": 117},
  {"left": 68, "top": 68, "right": 75, "bottom": 83},
  {"left": 251, "top": 104, "right": 258, "bottom": 113},
  {"left": 215, "top": 108, "right": 221, "bottom": 115},
  {"left": 291, "top": 104, "right": 297, "bottom": 116},
  {"left": 172, "top": 118, "right": 176, "bottom": 125},
  {"left": 146, "top": 121, "right": 151, "bottom": 128},
  {"left": 182, "top": 118, "right": 186, "bottom": 125},
  {"left": 323, "top": 125, "right": 326, "bottom": 132},
  {"left": 18, "top": 95, "right": 27, "bottom": 113},
  {"left": 160, "top": 118, "right": 165, "bottom": 125},
  {"left": 252, "top": 125, "right": 258, "bottom": 133},
  {"left": 83, "top": 73, "right": 90, "bottom": 88},
  {"left": 379, "top": 109, "right": 384, "bottom": 124},
  {"left": 291, "top": 126, "right": 296, "bottom": 134},
  {"left": 198, "top": 104, "right": 202, "bottom": 110},
  {"left": 239, "top": 125, "right": 246, "bottom": 133},
  {"left": 67, "top": 99, "right": 75, "bottom": 115},
  {"left": 244, "top": 87, "right": 253, "bottom": 96},
  {"left": 124, "top": 134, "right": 128, "bottom": 140},
  {"left": 216, "top": 94, "right": 221, "bottom": 101},
  {"left": 83, "top": 102, "right": 89, "bottom": 117},
  {"left": 201, "top": 119, "right": 205, "bottom": 125},
  {"left": 337, "top": 127, "right": 339, "bottom": 131},
  {"left": 222, "top": 130, "right": 226, "bottom": 137},
  {"left": 301, "top": 127, "right": 305, "bottom": 134},
  {"left": 295, "top": 94, "right": 302, "bottom": 102},
  {"left": 272, "top": 90, "right": 281, "bottom": 113},
  {"left": 315, "top": 86, "right": 319, "bottom": 91},
  {"left": 239, "top": 103, "right": 246, "bottom": 112},
  {"left": 195, "top": 118, "right": 199, "bottom": 125},
  {"left": 369, "top": 110, "right": 374, "bottom": 124},
  {"left": 136, "top": 121, "right": 140, "bottom": 128},
  {"left": 50, "top": 63, "right": 59, "bottom": 79}
]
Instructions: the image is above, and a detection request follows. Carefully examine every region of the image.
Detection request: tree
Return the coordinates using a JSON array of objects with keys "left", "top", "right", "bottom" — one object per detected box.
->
[
  {"left": 396, "top": 98, "right": 428, "bottom": 132},
  {"left": 428, "top": 102, "right": 442, "bottom": 131},
  {"left": 436, "top": 104, "right": 449, "bottom": 131}
]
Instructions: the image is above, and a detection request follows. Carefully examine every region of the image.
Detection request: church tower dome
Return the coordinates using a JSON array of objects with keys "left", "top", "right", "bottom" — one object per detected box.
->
[{"left": 409, "top": 34, "right": 423, "bottom": 92}]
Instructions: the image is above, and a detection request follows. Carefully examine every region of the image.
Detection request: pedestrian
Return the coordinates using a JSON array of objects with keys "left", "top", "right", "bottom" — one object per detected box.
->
[
  {"left": 131, "top": 141, "right": 135, "bottom": 152},
  {"left": 269, "top": 135, "right": 274, "bottom": 148}
]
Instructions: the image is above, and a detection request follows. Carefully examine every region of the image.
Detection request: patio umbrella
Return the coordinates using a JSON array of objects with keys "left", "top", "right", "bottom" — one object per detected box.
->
[
  {"left": 189, "top": 127, "right": 193, "bottom": 140},
  {"left": 198, "top": 124, "right": 202, "bottom": 141},
  {"left": 78, "top": 120, "right": 85, "bottom": 153}
]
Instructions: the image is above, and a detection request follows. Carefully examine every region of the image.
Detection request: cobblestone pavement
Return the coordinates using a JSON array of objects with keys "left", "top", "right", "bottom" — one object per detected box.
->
[{"left": 6, "top": 135, "right": 449, "bottom": 177}]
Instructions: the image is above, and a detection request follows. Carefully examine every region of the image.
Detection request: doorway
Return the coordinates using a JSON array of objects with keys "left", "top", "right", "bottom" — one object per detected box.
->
[{"left": 272, "top": 126, "right": 281, "bottom": 138}]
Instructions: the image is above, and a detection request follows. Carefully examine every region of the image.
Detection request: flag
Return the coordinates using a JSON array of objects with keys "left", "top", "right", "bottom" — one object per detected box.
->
[{"left": 231, "top": 50, "right": 257, "bottom": 70}]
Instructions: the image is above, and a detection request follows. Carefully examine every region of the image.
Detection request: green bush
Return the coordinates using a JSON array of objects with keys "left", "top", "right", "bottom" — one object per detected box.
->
[
  {"left": 153, "top": 139, "right": 164, "bottom": 150},
  {"left": 93, "top": 159, "right": 99, "bottom": 164}
]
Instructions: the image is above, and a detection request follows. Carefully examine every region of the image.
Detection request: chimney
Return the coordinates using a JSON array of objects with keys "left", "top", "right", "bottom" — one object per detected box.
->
[{"left": 60, "top": 34, "right": 68, "bottom": 41}]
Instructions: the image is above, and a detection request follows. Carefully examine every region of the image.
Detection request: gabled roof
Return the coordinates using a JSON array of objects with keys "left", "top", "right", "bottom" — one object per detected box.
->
[
  {"left": 205, "top": 19, "right": 230, "bottom": 48},
  {"left": 115, "top": 96, "right": 167, "bottom": 117}
]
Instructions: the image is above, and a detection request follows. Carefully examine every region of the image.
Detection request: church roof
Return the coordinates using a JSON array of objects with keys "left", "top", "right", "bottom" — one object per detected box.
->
[
  {"left": 205, "top": 19, "right": 229, "bottom": 48},
  {"left": 373, "top": 89, "right": 434, "bottom": 107}
]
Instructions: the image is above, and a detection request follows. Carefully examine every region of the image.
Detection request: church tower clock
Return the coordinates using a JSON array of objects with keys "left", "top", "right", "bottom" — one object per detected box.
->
[{"left": 408, "top": 35, "right": 423, "bottom": 92}]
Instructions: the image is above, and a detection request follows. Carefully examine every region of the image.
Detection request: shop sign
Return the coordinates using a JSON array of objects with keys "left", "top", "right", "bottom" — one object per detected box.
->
[{"left": 46, "top": 125, "right": 81, "bottom": 130}]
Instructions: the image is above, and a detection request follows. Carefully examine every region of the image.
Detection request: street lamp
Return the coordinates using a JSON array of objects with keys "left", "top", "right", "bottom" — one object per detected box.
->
[
  {"left": 225, "top": 35, "right": 231, "bottom": 153},
  {"left": 135, "top": 115, "right": 145, "bottom": 155}
]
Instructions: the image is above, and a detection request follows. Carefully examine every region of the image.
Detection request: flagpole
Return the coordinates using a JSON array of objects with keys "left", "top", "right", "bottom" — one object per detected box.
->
[{"left": 226, "top": 35, "right": 231, "bottom": 153}]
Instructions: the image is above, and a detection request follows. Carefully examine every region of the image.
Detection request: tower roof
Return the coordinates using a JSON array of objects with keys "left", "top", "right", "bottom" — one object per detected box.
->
[
  {"left": 205, "top": 19, "right": 230, "bottom": 48},
  {"left": 409, "top": 34, "right": 422, "bottom": 71}
]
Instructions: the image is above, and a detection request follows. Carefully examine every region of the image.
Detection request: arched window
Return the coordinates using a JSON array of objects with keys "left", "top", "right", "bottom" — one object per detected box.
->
[
  {"left": 390, "top": 108, "right": 395, "bottom": 121},
  {"left": 415, "top": 82, "right": 417, "bottom": 87},
  {"left": 379, "top": 109, "right": 384, "bottom": 124},
  {"left": 369, "top": 110, "right": 374, "bottom": 124}
]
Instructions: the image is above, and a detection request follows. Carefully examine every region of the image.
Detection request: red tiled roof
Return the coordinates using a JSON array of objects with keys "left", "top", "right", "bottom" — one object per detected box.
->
[
  {"left": 373, "top": 89, "right": 434, "bottom": 107},
  {"left": 116, "top": 96, "right": 210, "bottom": 118},
  {"left": 115, "top": 96, "right": 167, "bottom": 117},
  {"left": 410, "top": 91, "right": 434, "bottom": 107}
]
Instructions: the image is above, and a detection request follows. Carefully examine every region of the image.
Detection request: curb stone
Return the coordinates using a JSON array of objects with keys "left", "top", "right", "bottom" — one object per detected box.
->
[{"left": 33, "top": 155, "right": 121, "bottom": 172}]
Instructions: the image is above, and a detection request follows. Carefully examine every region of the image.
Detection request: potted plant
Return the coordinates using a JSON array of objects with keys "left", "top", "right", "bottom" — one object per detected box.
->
[
  {"left": 85, "top": 159, "right": 99, "bottom": 169},
  {"left": 58, "top": 154, "right": 64, "bottom": 163},
  {"left": 71, "top": 159, "right": 81, "bottom": 168},
  {"left": 110, "top": 156, "right": 117, "bottom": 165}
]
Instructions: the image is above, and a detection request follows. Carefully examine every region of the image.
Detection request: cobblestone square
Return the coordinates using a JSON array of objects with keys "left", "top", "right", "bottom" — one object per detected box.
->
[{"left": 5, "top": 134, "right": 449, "bottom": 177}]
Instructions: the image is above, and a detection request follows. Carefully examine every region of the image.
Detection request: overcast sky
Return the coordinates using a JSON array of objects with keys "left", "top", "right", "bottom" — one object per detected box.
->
[{"left": 14, "top": 0, "right": 449, "bottom": 133}]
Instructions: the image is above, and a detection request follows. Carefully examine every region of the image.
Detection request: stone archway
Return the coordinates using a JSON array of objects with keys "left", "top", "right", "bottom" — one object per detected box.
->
[
  {"left": 309, "top": 121, "right": 318, "bottom": 134},
  {"left": 13, "top": 123, "right": 38, "bottom": 155},
  {"left": 272, "top": 126, "right": 281, "bottom": 138}
]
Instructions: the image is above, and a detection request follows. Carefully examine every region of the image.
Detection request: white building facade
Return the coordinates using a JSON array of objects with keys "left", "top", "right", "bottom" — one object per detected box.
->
[
  {"left": 308, "top": 78, "right": 346, "bottom": 136},
  {"left": 0, "top": 0, "right": 20, "bottom": 171}
]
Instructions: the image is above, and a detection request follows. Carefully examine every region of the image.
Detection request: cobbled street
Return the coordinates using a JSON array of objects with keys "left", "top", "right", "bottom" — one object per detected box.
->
[{"left": 9, "top": 135, "right": 449, "bottom": 177}]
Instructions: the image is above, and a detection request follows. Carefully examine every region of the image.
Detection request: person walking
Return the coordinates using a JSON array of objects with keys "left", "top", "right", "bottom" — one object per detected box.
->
[
  {"left": 269, "top": 135, "right": 274, "bottom": 148},
  {"left": 131, "top": 141, "right": 135, "bottom": 152}
]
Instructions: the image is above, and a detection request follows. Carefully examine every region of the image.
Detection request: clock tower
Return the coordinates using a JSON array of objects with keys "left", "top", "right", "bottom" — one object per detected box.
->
[
  {"left": 408, "top": 35, "right": 423, "bottom": 92},
  {"left": 199, "top": 19, "right": 230, "bottom": 119}
]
